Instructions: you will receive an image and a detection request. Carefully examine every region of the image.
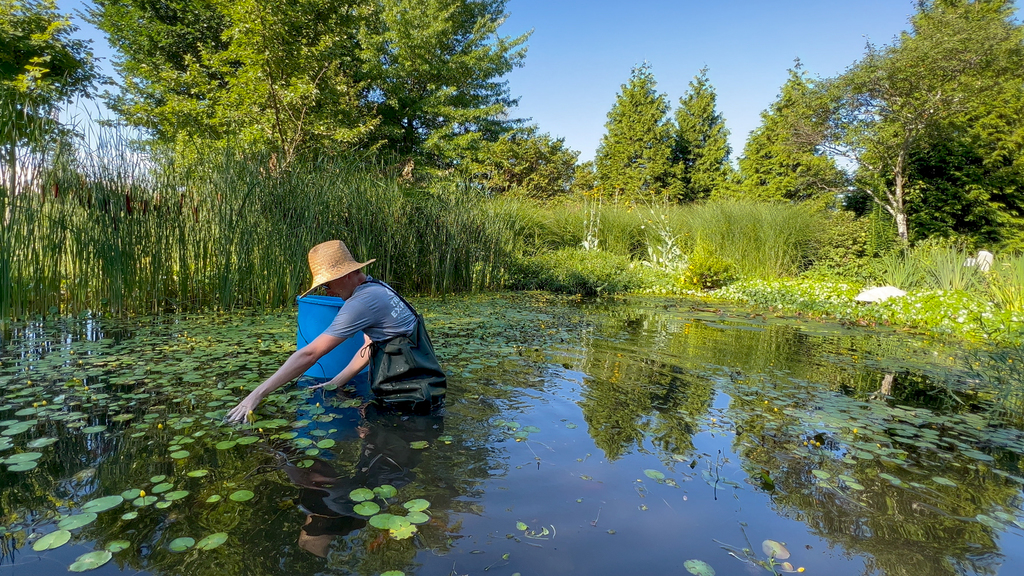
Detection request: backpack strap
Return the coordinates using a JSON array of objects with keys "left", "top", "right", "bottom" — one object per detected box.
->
[{"left": 364, "top": 278, "right": 418, "bottom": 317}]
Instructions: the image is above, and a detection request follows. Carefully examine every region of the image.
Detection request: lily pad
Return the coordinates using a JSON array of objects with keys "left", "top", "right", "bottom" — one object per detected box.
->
[
  {"left": 164, "top": 490, "right": 190, "bottom": 501},
  {"left": 58, "top": 513, "right": 98, "bottom": 530},
  {"left": 373, "top": 485, "right": 397, "bottom": 499},
  {"left": 391, "top": 523, "right": 417, "bottom": 540},
  {"left": 4, "top": 452, "right": 42, "bottom": 464},
  {"left": 151, "top": 482, "right": 173, "bottom": 494},
  {"left": 349, "top": 488, "right": 374, "bottom": 502},
  {"left": 933, "top": 476, "right": 957, "bottom": 487},
  {"left": 32, "top": 529, "right": 72, "bottom": 551},
  {"left": 120, "top": 511, "right": 138, "bottom": 521},
  {"left": 195, "top": 532, "right": 228, "bottom": 550},
  {"left": 644, "top": 469, "right": 665, "bottom": 480},
  {"left": 215, "top": 440, "right": 236, "bottom": 450},
  {"left": 369, "top": 514, "right": 395, "bottom": 529},
  {"left": 106, "top": 540, "right": 131, "bottom": 552},
  {"left": 7, "top": 461, "right": 37, "bottom": 472},
  {"left": 168, "top": 537, "right": 195, "bottom": 552},
  {"left": 316, "top": 439, "right": 335, "bottom": 449},
  {"left": 354, "top": 501, "right": 381, "bottom": 516},
  {"left": 26, "top": 437, "right": 58, "bottom": 449},
  {"left": 206, "top": 495, "right": 222, "bottom": 503},
  {"left": 81, "top": 495, "right": 124, "bottom": 513},
  {"left": 409, "top": 441, "right": 429, "bottom": 449},
  {"left": 811, "top": 470, "right": 831, "bottom": 480},
  {"left": 69, "top": 550, "right": 112, "bottom": 572},
  {"left": 762, "top": 539, "right": 790, "bottom": 560},
  {"left": 403, "top": 499, "right": 430, "bottom": 512},
  {"left": 187, "top": 469, "right": 209, "bottom": 478},
  {"left": 229, "top": 490, "right": 254, "bottom": 502},
  {"left": 684, "top": 559, "right": 716, "bottom": 576},
  {"left": 132, "top": 496, "right": 158, "bottom": 507},
  {"left": 169, "top": 450, "right": 189, "bottom": 459},
  {"left": 81, "top": 426, "right": 107, "bottom": 434},
  {"left": 407, "top": 511, "right": 429, "bottom": 524}
]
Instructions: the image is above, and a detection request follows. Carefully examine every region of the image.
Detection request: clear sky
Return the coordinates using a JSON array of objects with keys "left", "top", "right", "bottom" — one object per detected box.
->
[
  {"left": 500, "top": 0, "right": 919, "bottom": 160},
  {"left": 58, "top": 0, "right": 921, "bottom": 160}
]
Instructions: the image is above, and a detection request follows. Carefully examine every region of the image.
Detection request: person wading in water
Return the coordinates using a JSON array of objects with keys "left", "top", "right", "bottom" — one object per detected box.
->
[{"left": 225, "top": 240, "right": 445, "bottom": 423}]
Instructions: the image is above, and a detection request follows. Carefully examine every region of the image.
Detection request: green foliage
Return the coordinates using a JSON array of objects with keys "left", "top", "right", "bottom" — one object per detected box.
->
[
  {"left": 676, "top": 200, "right": 819, "bottom": 279},
  {"left": 985, "top": 252, "right": 1024, "bottom": 311},
  {"left": 803, "top": 209, "right": 873, "bottom": 281},
  {"left": 669, "top": 67, "right": 732, "bottom": 202},
  {"left": 817, "top": 0, "right": 1024, "bottom": 242},
  {"left": 466, "top": 126, "right": 579, "bottom": 198},
  {"left": 511, "top": 248, "right": 643, "bottom": 296},
  {"left": 680, "top": 238, "right": 736, "bottom": 289},
  {"left": 736, "top": 65, "right": 847, "bottom": 202},
  {"left": 594, "top": 63, "right": 673, "bottom": 201},
  {"left": 717, "top": 278, "right": 1024, "bottom": 342},
  {"left": 876, "top": 250, "right": 924, "bottom": 290},
  {"left": 88, "top": 0, "right": 529, "bottom": 167}
]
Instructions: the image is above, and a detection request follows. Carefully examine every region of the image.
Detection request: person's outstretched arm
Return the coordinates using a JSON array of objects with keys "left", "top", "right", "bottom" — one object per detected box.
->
[
  {"left": 225, "top": 333, "right": 342, "bottom": 423},
  {"left": 313, "top": 334, "right": 372, "bottom": 390}
]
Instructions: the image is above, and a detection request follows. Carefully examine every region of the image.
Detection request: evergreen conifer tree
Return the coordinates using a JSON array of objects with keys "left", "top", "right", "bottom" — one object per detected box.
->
[
  {"left": 594, "top": 63, "right": 672, "bottom": 201},
  {"left": 737, "top": 64, "right": 847, "bottom": 202},
  {"left": 669, "top": 67, "right": 731, "bottom": 202}
]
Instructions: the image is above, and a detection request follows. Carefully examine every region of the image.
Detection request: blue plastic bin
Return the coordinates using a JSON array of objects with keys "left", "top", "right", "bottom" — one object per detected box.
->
[{"left": 296, "top": 295, "right": 367, "bottom": 379}]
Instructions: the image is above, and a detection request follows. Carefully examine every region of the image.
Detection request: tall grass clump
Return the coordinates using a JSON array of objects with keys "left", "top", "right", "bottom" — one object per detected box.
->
[
  {"left": 1, "top": 115, "right": 525, "bottom": 321},
  {"left": 674, "top": 200, "right": 820, "bottom": 279},
  {"left": 985, "top": 252, "right": 1024, "bottom": 311}
]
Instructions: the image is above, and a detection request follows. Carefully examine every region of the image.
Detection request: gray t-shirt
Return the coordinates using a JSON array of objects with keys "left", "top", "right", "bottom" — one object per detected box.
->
[{"left": 324, "top": 277, "right": 416, "bottom": 343}]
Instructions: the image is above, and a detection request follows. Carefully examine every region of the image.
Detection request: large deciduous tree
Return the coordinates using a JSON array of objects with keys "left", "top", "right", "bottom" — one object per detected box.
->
[
  {"left": 466, "top": 126, "right": 578, "bottom": 198},
  {"left": 89, "top": 0, "right": 529, "bottom": 167},
  {"left": 594, "top": 63, "right": 672, "bottom": 201},
  {"left": 669, "top": 67, "right": 731, "bottom": 202},
  {"left": 737, "top": 64, "right": 848, "bottom": 202},
  {"left": 818, "top": 0, "right": 1024, "bottom": 242}
]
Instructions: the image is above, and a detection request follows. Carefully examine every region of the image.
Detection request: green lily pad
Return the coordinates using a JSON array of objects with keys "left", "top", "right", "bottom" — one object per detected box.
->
[
  {"left": 106, "top": 540, "right": 131, "bottom": 552},
  {"left": 151, "top": 483, "right": 173, "bottom": 494},
  {"left": 215, "top": 440, "right": 236, "bottom": 450},
  {"left": 644, "top": 469, "right": 665, "bottom": 480},
  {"left": 5, "top": 452, "right": 42, "bottom": 464},
  {"left": 235, "top": 436, "right": 259, "bottom": 445},
  {"left": 403, "top": 499, "right": 430, "bottom": 512},
  {"left": 187, "top": 469, "right": 209, "bottom": 478},
  {"left": 933, "top": 476, "right": 957, "bottom": 487},
  {"left": 229, "top": 490, "right": 254, "bottom": 502},
  {"left": 316, "top": 439, "right": 335, "bottom": 449},
  {"left": 369, "top": 514, "right": 394, "bottom": 529},
  {"left": 150, "top": 475, "right": 166, "bottom": 483},
  {"left": 381, "top": 572, "right": 405, "bottom": 576},
  {"left": 977, "top": 514, "right": 1005, "bottom": 529},
  {"left": 32, "top": 529, "right": 72, "bottom": 551},
  {"left": 82, "top": 426, "right": 107, "bottom": 434},
  {"left": 132, "top": 496, "right": 158, "bottom": 507},
  {"left": 409, "top": 441, "right": 429, "bottom": 449},
  {"left": 811, "top": 470, "right": 831, "bottom": 480},
  {"left": 7, "top": 461, "right": 37, "bottom": 471},
  {"left": 120, "top": 489, "right": 142, "bottom": 500},
  {"left": 373, "top": 485, "right": 397, "bottom": 499},
  {"left": 354, "top": 501, "right": 381, "bottom": 516},
  {"left": 169, "top": 450, "right": 189, "bottom": 459},
  {"left": 206, "top": 495, "right": 222, "bottom": 503},
  {"left": 390, "top": 523, "right": 417, "bottom": 540},
  {"left": 81, "top": 495, "right": 124, "bottom": 513},
  {"left": 58, "top": 513, "right": 98, "bottom": 530},
  {"left": 407, "top": 511, "right": 429, "bottom": 524},
  {"left": 349, "top": 488, "right": 374, "bottom": 502},
  {"left": 195, "top": 532, "right": 228, "bottom": 550},
  {"left": 168, "top": 537, "right": 195, "bottom": 552},
  {"left": 69, "top": 550, "right": 112, "bottom": 572},
  {"left": 26, "top": 437, "right": 58, "bottom": 449},
  {"left": 164, "top": 490, "right": 190, "bottom": 501},
  {"left": 120, "top": 511, "right": 138, "bottom": 521},
  {"left": 684, "top": 559, "right": 716, "bottom": 576}
]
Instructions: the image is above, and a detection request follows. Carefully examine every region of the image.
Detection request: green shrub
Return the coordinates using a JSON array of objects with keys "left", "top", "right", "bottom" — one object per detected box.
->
[
  {"left": 511, "top": 248, "right": 642, "bottom": 296},
  {"left": 681, "top": 239, "right": 736, "bottom": 289}
]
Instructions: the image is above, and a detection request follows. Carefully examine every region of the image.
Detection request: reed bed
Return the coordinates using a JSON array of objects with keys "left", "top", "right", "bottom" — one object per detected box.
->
[{"left": 1, "top": 124, "right": 524, "bottom": 322}]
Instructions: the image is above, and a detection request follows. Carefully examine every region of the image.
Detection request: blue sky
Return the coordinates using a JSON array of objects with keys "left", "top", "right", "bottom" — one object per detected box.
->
[{"left": 59, "top": 0, "right": 920, "bottom": 160}]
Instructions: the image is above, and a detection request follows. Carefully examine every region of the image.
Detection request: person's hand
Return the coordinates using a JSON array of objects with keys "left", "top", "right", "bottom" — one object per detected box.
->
[{"left": 225, "top": 392, "right": 262, "bottom": 424}]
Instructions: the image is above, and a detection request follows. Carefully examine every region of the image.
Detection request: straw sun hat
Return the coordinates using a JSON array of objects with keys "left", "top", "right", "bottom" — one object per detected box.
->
[{"left": 301, "top": 240, "right": 376, "bottom": 297}]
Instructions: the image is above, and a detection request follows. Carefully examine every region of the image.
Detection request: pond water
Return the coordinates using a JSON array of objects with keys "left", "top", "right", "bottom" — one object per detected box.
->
[{"left": 1, "top": 293, "right": 1023, "bottom": 576}]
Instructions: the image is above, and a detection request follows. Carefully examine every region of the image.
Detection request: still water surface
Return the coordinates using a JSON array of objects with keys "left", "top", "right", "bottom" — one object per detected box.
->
[{"left": 0, "top": 293, "right": 1022, "bottom": 576}]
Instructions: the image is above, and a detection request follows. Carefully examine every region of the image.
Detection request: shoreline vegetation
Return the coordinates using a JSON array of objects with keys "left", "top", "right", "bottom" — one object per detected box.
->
[{"left": 2, "top": 132, "right": 1022, "bottom": 345}]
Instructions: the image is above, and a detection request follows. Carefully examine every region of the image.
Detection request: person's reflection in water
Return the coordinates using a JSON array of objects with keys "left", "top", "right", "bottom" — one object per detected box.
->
[{"left": 280, "top": 403, "right": 443, "bottom": 557}]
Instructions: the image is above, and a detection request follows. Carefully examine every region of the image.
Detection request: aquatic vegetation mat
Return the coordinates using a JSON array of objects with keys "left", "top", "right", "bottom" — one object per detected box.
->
[{"left": 0, "top": 293, "right": 1022, "bottom": 576}]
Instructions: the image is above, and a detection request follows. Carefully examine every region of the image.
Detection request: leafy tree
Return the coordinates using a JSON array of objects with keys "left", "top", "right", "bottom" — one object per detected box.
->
[
  {"left": 817, "top": 0, "right": 1024, "bottom": 242},
  {"left": 88, "top": 0, "right": 529, "bottom": 167},
  {"left": 736, "top": 64, "right": 848, "bottom": 202},
  {"left": 466, "top": 126, "right": 578, "bottom": 198},
  {"left": 356, "top": 0, "right": 530, "bottom": 164},
  {"left": 2, "top": 0, "right": 99, "bottom": 189},
  {"left": 669, "top": 67, "right": 731, "bottom": 202},
  {"left": 594, "top": 63, "right": 673, "bottom": 201}
]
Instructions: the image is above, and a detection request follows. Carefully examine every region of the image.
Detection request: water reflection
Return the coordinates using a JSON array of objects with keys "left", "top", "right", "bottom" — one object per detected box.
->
[{"left": 1, "top": 295, "right": 1022, "bottom": 576}]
